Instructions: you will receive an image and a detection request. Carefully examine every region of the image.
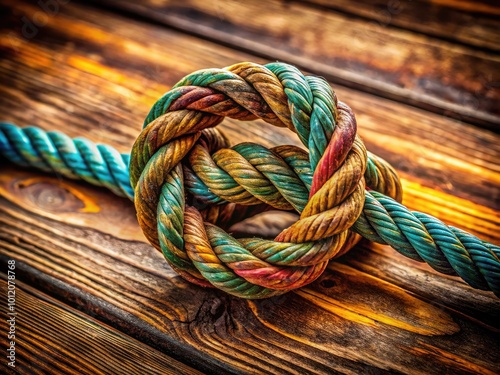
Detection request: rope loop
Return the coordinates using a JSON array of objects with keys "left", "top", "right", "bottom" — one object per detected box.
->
[
  {"left": 130, "top": 62, "right": 398, "bottom": 298},
  {"left": 2, "top": 62, "right": 497, "bottom": 299}
]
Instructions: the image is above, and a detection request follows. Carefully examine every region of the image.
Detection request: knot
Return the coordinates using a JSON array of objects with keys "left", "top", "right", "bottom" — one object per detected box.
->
[
  {"left": 2, "top": 63, "right": 496, "bottom": 297},
  {"left": 130, "top": 62, "right": 401, "bottom": 298}
]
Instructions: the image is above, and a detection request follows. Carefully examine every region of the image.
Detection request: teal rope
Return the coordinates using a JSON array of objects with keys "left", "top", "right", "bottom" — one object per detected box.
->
[
  {"left": 0, "top": 123, "right": 133, "bottom": 200},
  {"left": 353, "top": 191, "right": 499, "bottom": 293},
  {"left": 1, "top": 121, "right": 498, "bottom": 296}
]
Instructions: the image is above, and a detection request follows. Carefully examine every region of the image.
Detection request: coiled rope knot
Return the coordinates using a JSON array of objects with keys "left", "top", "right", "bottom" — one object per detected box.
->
[
  {"left": 129, "top": 62, "right": 402, "bottom": 298},
  {"left": 1, "top": 62, "right": 498, "bottom": 298}
]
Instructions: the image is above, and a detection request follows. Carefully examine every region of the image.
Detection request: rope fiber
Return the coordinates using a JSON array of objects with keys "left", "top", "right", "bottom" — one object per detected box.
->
[{"left": 1, "top": 62, "right": 498, "bottom": 298}]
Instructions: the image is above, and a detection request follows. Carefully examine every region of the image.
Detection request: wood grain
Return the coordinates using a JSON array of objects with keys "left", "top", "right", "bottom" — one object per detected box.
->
[
  {"left": 0, "top": 178, "right": 500, "bottom": 373},
  {"left": 0, "top": 0, "right": 499, "bottom": 373},
  {"left": 0, "top": 174, "right": 498, "bottom": 374},
  {"left": 90, "top": 0, "right": 500, "bottom": 129},
  {"left": 0, "top": 278, "right": 203, "bottom": 375},
  {"left": 302, "top": 0, "right": 500, "bottom": 51}
]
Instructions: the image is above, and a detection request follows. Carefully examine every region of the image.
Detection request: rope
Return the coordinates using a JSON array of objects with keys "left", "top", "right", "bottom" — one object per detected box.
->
[{"left": 1, "top": 62, "right": 498, "bottom": 299}]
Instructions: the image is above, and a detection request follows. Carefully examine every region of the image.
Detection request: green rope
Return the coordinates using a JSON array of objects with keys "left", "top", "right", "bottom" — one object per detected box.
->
[
  {"left": 0, "top": 124, "right": 133, "bottom": 199},
  {"left": 1, "top": 61, "right": 498, "bottom": 299},
  {"left": 1, "top": 122, "right": 498, "bottom": 296}
]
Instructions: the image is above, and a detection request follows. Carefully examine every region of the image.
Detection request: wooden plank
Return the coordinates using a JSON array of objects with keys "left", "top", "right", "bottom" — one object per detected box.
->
[
  {"left": 0, "top": 1, "right": 499, "bottom": 373},
  {"left": 0, "top": 277, "right": 203, "bottom": 375},
  {"left": 88, "top": 0, "right": 500, "bottom": 130},
  {"left": 0, "top": 172, "right": 499, "bottom": 374},
  {"left": 301, "top": 0, "right": 500, "bottom": 51}
]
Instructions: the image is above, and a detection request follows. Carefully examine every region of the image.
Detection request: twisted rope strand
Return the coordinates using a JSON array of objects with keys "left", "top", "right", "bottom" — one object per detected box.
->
[
  {"left": 0, "top": 124, "right": 133, "bottom": 199},
  {"left": 1, "top": 61, "right": 498, "bottom": 299},
  {"left": 2, "top": 120, "right": 498, "bottom": 296},
  {"left": 353, "top": 191, "right": 499, "bottom": 293}
]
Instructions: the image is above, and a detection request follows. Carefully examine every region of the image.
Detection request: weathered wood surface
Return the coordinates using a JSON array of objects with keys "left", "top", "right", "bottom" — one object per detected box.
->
[
  {"left": 94, "top": 0, "right": 500, "bottom": 130},
  {"left": 0, "top": 278, "right": 203, "bottom": 374},
  {"left": 0, "top": 0, "right": 499, "bottom": 374},
  {"left": 1, "top": 169, "right": 499, "bottom": 375},
  {"left": 304, "top": 0, "right": 500, "bottom": 51}
]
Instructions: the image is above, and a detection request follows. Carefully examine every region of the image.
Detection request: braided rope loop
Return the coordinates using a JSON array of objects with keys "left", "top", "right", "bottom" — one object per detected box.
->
[
  {"left": 1, "top": 62, "right": 498, "bottom": 299},
  {"left": 130, "top": 62, "right": 372, "bottom": 298}
]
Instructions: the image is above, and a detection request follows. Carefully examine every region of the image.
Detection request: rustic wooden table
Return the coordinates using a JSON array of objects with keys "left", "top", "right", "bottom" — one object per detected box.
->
[{"left": 1, "top": 0, "right": 499, "bottom": 374}]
